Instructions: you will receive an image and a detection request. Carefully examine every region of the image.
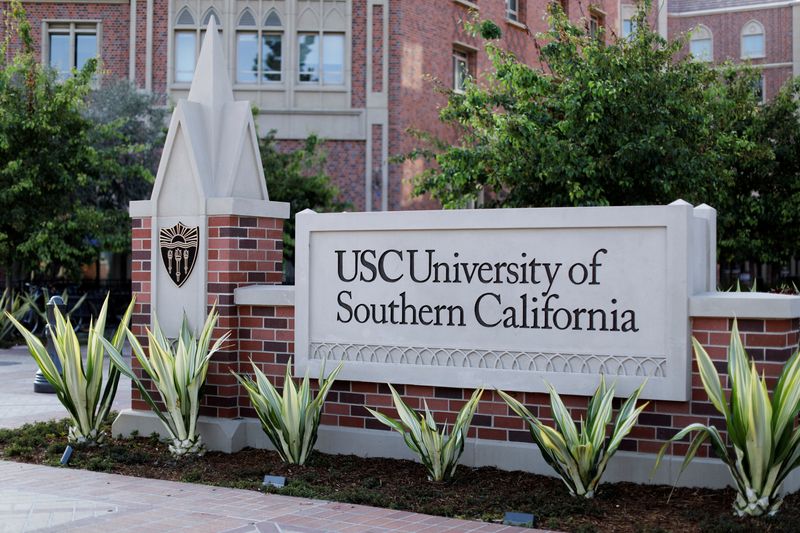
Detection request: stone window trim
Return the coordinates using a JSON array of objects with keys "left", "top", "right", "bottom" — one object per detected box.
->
[
  {"left": 171, "top": 6, "right": 224, "bottom": 86},
  {"left": 689, "top": 24, "right": 713, "bottom": 63},
  {"left": 741, "top": 19, "right": 766, "bottom": 60},
  {"left": 41, "top": 20, "right": 102, "bottom": 80},
  {"left": 506, "top": 0, "right": 528, "bottom": 30},
  {"left": 452, "top": 0, "right": 479, "bottom": 11}
]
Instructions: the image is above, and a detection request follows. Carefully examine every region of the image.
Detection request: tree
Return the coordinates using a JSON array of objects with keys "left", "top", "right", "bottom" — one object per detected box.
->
[
  {"left": 258, "top": 130, "right": 348, "bottom": 280},
  {"left": 410, "top": 4, "right": 798, "bottom": 264},
  {"left": 84, "top": 80, "right": 166, "bottom": 255},
  {"left": 0, "top": 1, "right": 156, "bottom": 285}
]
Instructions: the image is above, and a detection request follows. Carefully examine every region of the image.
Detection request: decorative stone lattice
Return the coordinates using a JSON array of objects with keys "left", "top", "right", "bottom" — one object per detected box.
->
[{"left": 309, "top": 342, "right": 667, "bottom": 377}]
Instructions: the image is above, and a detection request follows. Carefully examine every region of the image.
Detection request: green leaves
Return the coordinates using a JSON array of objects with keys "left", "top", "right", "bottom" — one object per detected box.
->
[
  {"left": 7, "top": 294, "right": 133, "bottom": 445},
  {"left": 500, "top": 378, "right": 648, "bottom": 498},
  {"left": 654, "top": 319, "right": 800, "bottom": 517},
  {"left": 102, "top": 306, "right": 230, "bottom": 457},
  {"left": 368, "top": 386, "right": 483, "bottom": 482},
  {"left": 234, "top": 359, "right": 343, "bottom": 465}
]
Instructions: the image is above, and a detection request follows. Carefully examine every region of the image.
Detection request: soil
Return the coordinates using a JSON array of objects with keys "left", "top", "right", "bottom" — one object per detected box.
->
[{"left": 1, "top": 418, "right": 797, "bottom": 533}]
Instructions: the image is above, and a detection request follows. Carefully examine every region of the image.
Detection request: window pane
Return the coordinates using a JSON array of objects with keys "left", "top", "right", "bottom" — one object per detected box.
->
[
  {"left": 75, "top": 34, "right": 97, "bottom": 71},
  {"left": 742, "top": 34, "right": 764, "bottom": 57},
  {"left": 690, "top": 38, "right": 712, "bottom": 61},
  {"left": 453, "top": 53, "right": 467, "bottom": 92},
  {"left": 262, "top": 34, "right": 282, "bottom": 82},
  {"left": 507, "top": 0, "right": 518, "bottom": 20},
  {"left": 622, "top": 19, "right": 635, "bottom": 38},
  {"left": 298, "top": 34, "right": 319, "bottom": 83},
  {"left": 175, "top": 31, "right": 196, "bottom": 82},
  {"left": 236, "top": 32, "right": 258, "bottom": 83},
  {"left": 322, "top": 33, "right": 344, "bottom": 85},
  {"left": 49, "top": 33, "right": 70, "bottom": 78}
]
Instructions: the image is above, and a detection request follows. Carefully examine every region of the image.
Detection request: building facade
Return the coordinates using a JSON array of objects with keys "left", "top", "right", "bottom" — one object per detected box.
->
[
  {"left": 619, "top": 0, "right": 800, "bottom": 102},
  {"left": 2, "top": 0, "right": 617, "bottom": 211}
]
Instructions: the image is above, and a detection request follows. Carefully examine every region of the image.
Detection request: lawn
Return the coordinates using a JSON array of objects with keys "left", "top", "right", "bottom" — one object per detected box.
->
[{"left": 0, "top": 416, "right": 796, "bottom": 532}]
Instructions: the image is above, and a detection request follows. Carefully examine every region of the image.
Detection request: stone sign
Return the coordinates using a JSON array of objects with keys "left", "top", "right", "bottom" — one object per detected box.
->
[{"left": 295, "top": 202, "right": 716, "bottom": 401}]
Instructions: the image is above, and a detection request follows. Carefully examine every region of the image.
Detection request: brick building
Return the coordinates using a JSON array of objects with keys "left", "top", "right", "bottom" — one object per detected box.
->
[
  {"left": 2, "top": 0, "right": 617, "bottom": 212},
  {"left": 620, "top": 0, "right": 800, "bottom": 102}
]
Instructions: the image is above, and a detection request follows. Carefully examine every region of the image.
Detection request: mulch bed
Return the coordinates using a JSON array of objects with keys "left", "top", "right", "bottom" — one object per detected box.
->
[{"left": 0, "top": 418, "right": 796, "bottom": 532}]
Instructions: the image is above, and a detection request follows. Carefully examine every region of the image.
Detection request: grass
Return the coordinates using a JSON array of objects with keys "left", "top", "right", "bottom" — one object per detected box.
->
[{"left": 1, "top": 416, "right": 799, "bottom": 532}]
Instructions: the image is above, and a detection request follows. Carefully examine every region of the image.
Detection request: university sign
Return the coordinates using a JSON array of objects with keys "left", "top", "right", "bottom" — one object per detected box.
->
[{"left": 295, "top": 202, "right": 716, "bottom": 401}]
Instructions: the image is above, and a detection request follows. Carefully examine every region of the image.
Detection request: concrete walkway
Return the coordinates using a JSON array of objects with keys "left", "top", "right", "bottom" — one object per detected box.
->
[
  {"left": 0, "top": 461, "right": 538, "bottom": 533},
  {"left": 0, "top": 345, "right": 130, "bottom": 429}
]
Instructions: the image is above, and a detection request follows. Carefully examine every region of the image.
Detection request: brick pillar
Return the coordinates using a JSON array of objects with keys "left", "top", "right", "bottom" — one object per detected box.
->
[
  {"left": 203, "top": 215, "right": 284, "bottom": 418},
  {"left": 130, "top": 216, "right": 152, "bottom": 412}
]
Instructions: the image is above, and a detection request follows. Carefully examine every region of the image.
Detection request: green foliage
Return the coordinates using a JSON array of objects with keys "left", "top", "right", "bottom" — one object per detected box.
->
[
  {"left": 234, "top": 358, "right": 343, "bottom": 465},
  {"left": 7, "top": 295, "right": 133, "bottom": 445},
  {"left": 367, "top": 385, "right": 483, "bottom": 482},
  {"left": 84, "top": 79, "right": 166, "bottom": 254},
  {"left": 0, "top": 2, "right": 156, "bottom": 283},
  {"left": 499, "top": 378, "right": 648, "bottom": 498},
  {"left": 0, "top": 289, "right": 30, "bottom": 345},
  {"left": 102, "top": 307, "right": 230, "bottom": 457},
  {"left": 653, "top": 320, "right": 800, "bottom": 517},
  {"left": 258, "top": 130, "right": 348, "bottom": 268},
  {"left": 409, "top": 2, "right": 800, "bottom": 264}
]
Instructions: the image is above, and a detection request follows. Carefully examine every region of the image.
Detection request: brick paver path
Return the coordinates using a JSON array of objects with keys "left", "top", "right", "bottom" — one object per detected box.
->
[{"left": 0, "top": 461, "right": 544, "bottom": 533}]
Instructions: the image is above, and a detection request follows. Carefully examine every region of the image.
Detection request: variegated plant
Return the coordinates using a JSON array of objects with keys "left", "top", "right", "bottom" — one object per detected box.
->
[
  {"left": 499, "top": 377, "right": 648, "bottom": 498},
  {"left": 234, "top": 358, "right": 343, "bottom": 465},
  {"left": 8, "top": 295, "right": 134, "bottom": 445},
  {"left": 653, "top": 320, "right": 800, "bottom": 517},
  {"left": 368, "top": 385, "right": 483, "bottom": 482},
  {"left": 101, "top": 307, "right": 229, "bottom": 457}
]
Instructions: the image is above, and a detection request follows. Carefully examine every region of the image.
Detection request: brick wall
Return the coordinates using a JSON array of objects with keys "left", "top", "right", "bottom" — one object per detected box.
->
[{"left": 218, "top": 306, "right": 800, "bottom": 460}]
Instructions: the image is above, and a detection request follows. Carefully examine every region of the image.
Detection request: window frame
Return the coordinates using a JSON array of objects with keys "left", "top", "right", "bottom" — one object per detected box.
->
[
  {"left": 689, "top": 25, "right": 713, "bottom": 62},
  {"left": 297, "top": 31, "right": 346, "bottom": 86},
  {"left": 171, "top": 6, "right": 223, "bottom": 86},
  {"left": 740, "top": 20, "right": 766, "bottom": 60},
  {"left": 452, "top": 49, "right": 469, "bottom": 94},
  {"left": 235, "top": 9, "right": 284, "bottom": 86},
  {"left": 507, "top": 0, "right": 519, "bottom": 22},
  {"left": 43, "top": 20, "right": 101, "bottom": 80}
]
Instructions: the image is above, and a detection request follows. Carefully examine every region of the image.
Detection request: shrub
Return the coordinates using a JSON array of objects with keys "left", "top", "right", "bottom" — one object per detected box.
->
[
  {"left": 102, "top": 307, "right": 229, "bottom": 457},
  {"left": 499, "top": 377, "right": 648, "bottom": 498},
  {"left": 0, "top": 289, "right": 31, "bottom": 345},
  {"left": 7, "top": 295, "right": 134, "bottom": 445},
  {"left": 653, "top": 320, "right": 800, "bottom": 517},
  {"left": 368, "top": 385, "right": 483, "bottom": 482},
  {"left": 234, "top": 358, "right": 343, "bottom": 465}
]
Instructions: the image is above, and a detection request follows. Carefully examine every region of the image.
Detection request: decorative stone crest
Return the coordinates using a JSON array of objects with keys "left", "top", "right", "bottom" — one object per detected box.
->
[{"left": 159, "top": 222, "right": 199, "bottom": 287}]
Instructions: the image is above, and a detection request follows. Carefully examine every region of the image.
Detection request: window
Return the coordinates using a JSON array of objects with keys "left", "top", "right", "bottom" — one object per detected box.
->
[
  {"left": 689, "top": 25, "right": 713, "bottom": 62},
  {"left": 46, "top": 22, "right": 98, "bottom": 79},
  {"left": 173, "top": 6, "right": 222, "bottom": 83},
  {"left": 453, "top": 50, "right": 469, "bottom": 93},
  {"left": 236, "top": 9, "right": 283, "bottom": 84},
  {"left": 589, "top": 10, "right": 604, "bottom": 39},
  {"left": 741, "top": 20, "right": 765, "bottom": 59},
  {"left": 298, "top": 32, "right": 344, "bottom": 84},
  {"left": 753, "top": 73, "right": 765, "bottom": 103},
  {"left": 507, "top": 0, "right": 519, "bottom": 21}
]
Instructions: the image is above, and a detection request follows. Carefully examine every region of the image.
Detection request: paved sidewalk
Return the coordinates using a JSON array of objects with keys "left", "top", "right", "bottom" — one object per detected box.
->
[
  {"left": 0, "top": 345, "right": 131, "bottom": 429},
  {"left": 0, "top": 461, "right": 540, "bottom": 533}
]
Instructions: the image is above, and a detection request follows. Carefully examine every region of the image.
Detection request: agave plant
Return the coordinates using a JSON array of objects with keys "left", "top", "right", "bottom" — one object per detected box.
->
[
  {"left": 499, "top": 377, "right": 648, "bottom": 498},
  {"left": 101, "top": 307, "right": 229, "bottom": 457},
  {"left": 234, "top": 358, "right": 343, "bottom": 465},
  {"left": 7, "top": 295, "right": 134, "bottom": 445},
  {"left": 368, "top": 385, "right": 483, "bottom": 482},
  {"left": 0, "top": 289, "right": 30, "bottom": 344},
  {"left": 654, "top": 320, "right": 800, "bottom": 517}
]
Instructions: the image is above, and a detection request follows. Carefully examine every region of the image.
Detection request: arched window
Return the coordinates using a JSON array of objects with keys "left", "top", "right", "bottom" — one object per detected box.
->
[
  {"left": 235, "top": 9, "right": 283, "bottom": 84},
  {"left": 689, "top": 25, "right": 713, "bottom": 62},
  {"left": 741, "top": 20, "right": 765, "bottom": 59},
  {"left": 174, "top": 7, "right": 196, "bottom": 83},
  {"left": 297, "top": 0, "right": 346, "bottom": 85}
]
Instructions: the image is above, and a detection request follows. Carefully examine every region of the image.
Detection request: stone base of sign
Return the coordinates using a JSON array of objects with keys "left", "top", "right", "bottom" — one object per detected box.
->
[{"left": 111, "top": 410, "right": 800, "bottom": 493}]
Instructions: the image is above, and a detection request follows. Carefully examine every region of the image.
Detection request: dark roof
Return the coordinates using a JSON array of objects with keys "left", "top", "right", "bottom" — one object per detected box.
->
[{"left": 669, "top": 0, "right": 787, "bottom": 13}]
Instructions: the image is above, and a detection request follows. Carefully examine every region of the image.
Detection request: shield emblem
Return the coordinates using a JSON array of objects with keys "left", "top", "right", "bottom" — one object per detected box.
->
[{"left": 159, "top": 222, "right": 199, "bottom": 287}]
